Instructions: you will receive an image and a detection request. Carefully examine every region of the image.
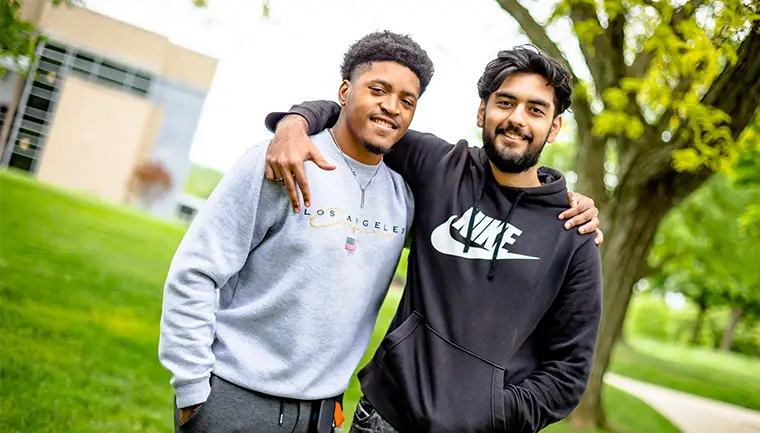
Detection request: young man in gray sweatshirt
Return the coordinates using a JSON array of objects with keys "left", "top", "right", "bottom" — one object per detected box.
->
[{"left": 158, "top": 31, "right": 434, "bottom": 432}]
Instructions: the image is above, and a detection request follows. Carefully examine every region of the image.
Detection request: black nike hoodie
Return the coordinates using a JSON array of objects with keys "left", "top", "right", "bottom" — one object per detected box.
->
[{"left": 266, "top": 102, "right": 603, "bottom": 433}]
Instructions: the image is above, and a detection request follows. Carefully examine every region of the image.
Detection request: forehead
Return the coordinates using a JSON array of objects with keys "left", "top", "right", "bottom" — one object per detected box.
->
[
  {"left": 494, "top": 72, "right": 555, "bottom": 106},
  {"left": 354, "top": 61, "right": 421, "bottom": 96}
]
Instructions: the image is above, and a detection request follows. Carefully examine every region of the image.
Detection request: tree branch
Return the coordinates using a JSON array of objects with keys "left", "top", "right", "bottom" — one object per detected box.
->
[
  {"left": 494, "top": 0, "right": 576, "bottom": 79},
  {"left": 641, "top": 24, "right": 760, "bottom": 185},
  {"left": 568, "top": 1, "right": 626, "bottom": 91},
  {"left": 629, "top": 0, "right": 706, "bottom": 78}
]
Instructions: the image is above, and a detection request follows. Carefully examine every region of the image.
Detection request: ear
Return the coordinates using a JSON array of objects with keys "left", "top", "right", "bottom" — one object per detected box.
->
[
  {"left": 338, "top": 80, "right": 350, "bottom": 107},
  {"left": 477, "top": 100, "right": 486, "bottom": 128},
  {"left": 546, "top": 114, "right": 562, "bottom": 144}
]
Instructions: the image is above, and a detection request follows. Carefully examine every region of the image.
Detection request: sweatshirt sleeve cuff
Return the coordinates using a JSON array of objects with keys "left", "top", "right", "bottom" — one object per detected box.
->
[
  {"left": 174, "top": 378, "right": 212, "bottom": 409},
  {"left": 264, "top": 108, "right": 315, "bottom": 134}
]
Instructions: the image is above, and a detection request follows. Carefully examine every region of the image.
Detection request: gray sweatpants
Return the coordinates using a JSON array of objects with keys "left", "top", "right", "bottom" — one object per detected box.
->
[{"left": 174, "top": 375, "right": 313, "bottom": 432}]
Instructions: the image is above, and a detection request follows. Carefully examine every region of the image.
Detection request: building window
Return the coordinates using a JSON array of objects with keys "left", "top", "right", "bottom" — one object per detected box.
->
[{"left": 1, "top": 40, "right": 156, "bottom": 172}]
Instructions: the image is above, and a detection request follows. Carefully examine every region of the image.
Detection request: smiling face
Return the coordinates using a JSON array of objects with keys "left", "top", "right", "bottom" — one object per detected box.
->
[
  {"left": 477, "top": 72, "right": 562, "bottom": 173},
  {"left": 339, "top": 61, "right": 421, "bottom": 155}
]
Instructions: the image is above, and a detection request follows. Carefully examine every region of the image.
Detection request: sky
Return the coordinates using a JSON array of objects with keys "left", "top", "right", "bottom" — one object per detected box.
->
[{"left": 85, "top": 0, "right": 590, "bottom": 173}]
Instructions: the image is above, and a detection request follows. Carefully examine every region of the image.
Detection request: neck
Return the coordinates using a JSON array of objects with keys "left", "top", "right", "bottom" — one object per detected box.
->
[
  {"left": 331, "top": 115, "right": 383, "bottom": 165},
  {"left": 489, "top": 162, "right": 541, "bottom": 188}
]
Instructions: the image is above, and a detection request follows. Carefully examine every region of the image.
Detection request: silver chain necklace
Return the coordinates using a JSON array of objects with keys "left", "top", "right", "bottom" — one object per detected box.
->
[{"left": 328, "top": 128, "right": 382, "bottom": 208}]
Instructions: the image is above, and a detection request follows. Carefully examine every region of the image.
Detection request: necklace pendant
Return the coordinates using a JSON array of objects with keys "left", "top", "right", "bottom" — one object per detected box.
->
[{"left": 360, "top": 189, "right": 365, "bottom": 208}]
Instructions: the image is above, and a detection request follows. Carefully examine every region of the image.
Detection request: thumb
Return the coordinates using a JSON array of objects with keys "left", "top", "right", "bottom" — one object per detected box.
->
[{"left": 310, "top": 148, "right": 336, "bottom": 171}]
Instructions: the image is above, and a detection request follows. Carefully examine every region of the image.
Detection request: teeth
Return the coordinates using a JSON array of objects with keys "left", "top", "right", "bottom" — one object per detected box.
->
[
  {"left": 504, "top": 132, "right": 524, "bottom": 140},
  {"left": 373, "top": 119, "right": 394, "bottom": 128}
]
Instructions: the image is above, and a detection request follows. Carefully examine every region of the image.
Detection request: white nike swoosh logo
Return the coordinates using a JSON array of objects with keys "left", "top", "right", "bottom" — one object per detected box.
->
[{"left": 431, "top": 215, "right": 539, "bottom": 260}]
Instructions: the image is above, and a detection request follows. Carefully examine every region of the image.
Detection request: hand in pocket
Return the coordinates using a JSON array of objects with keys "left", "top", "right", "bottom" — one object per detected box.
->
[{"left": 179, "top": 403, "right": 203, "bottom": 426}]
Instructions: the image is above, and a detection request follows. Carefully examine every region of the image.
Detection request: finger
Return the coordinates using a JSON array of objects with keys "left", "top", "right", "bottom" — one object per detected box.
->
[
  {"left": 271, "top": 166, "right": 285, "bottom": 185},
  {"left": 577, "top": 216, "right": 600, "bottom": 235},
  {"left": 594, "top": 228, "right": 604, "bottom": 245},
  {"left": 265, "top": 163, "right": 275, "bottom": 182},
  {"left": 282, "top": 170, "right": 301, "bottom": 213},
  {"left": 292, "top": 163, "right": 311, "bottom": 208},
  {"left": 310, "top": 148, "right": 337, "bottom": 171},
  {"left": 564, "top": 207, "right": 598, "bottom": 231},
  {"left": 558, "top": 201, "right": 584, "bottom": 220}
]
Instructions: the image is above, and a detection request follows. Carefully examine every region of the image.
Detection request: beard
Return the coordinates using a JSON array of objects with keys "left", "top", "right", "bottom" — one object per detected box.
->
[
  {"left": 482, "top": 122, "right": 549, "bottom": 174},
  {"left": 362, "top": 138, "right": 391, "bottom": 156}
]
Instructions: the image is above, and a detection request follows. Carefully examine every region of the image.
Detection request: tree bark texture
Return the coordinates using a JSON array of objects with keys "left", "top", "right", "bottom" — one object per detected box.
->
[{"left": 719, "top": 306, "right": 744, "bottom": 351}]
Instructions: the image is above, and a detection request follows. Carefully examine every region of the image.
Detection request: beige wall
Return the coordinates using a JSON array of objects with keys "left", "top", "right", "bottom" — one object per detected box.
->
[
  {"left": 36, "top": 77, "right": 159, "bottom": 203},
  {"left": 28, "top": 2, "right": 217, "bottom": 90},
  {"left": 163, "top": 44, "right": 217, "bottom": 90},
  {"left": 19, "top": 0, "right": 46, "bottom": 24}
]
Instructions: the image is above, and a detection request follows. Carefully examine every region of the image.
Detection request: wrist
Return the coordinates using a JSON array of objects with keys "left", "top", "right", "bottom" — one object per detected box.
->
[{"left": 275, "top": 114, "right": 308, "bottom": 134}]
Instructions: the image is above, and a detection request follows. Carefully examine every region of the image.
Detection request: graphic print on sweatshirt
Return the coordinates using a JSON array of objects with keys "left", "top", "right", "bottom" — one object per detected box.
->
[{"left": 430, "top": 206, "right": 539, "bottom": 260}]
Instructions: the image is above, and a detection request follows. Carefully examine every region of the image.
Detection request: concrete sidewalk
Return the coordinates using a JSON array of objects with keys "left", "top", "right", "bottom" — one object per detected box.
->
[{"left": 605, "top": 373, "right": 760, "bottom": 433}]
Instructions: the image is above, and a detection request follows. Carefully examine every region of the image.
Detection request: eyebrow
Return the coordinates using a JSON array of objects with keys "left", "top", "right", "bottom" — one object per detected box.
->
[
  {"left": 494, "top": 91, "right": 551, "bottom": 108},
  {"left": 370, "top": 79, "right": 419, "bottom": 99}
]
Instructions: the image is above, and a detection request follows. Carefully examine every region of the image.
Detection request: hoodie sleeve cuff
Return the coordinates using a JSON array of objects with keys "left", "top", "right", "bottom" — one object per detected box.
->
[
  {"left": 264, "top": 109, "right": 314, "bottom": 134},
  {"left": 174, "top": 378, "right": 211, "bottom": 409}
]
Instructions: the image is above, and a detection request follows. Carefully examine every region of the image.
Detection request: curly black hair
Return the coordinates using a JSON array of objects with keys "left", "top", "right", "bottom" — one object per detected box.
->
[
  {"left": 340, "top": 31, "right": 435, "bottom": 96},
  {"left": 477, "top": 45, "right": 573, "bottom": 117}
]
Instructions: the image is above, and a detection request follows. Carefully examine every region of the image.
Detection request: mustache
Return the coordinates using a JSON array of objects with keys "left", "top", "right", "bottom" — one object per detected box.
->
[{"left": 495, "top": 125, "right": 533, "bottom": 143}]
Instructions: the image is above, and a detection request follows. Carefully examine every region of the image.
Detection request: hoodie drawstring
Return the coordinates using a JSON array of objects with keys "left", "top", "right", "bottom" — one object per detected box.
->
[
  {"left": 463, "top": 171, "right": 488, "bottom": 253},
  {"left": 488, "top": 190, "right": 525, "bottom": 280}
]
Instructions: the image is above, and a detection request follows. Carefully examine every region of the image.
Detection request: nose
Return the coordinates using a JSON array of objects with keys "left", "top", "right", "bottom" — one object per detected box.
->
[
  {"left": 380, "top": 96, "right": 401, "bottom": 116},
  {"left": 508, "top": 105, "right": 526, "bottom": 128}
]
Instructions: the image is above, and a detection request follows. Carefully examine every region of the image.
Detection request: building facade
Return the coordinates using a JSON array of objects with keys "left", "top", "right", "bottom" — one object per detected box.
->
[{"left": 0, "top": 1, "right": 216, "bottom": 220}]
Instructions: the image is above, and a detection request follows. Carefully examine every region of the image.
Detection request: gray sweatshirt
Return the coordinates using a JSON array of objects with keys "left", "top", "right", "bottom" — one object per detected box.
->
[{"left": 158, "top": 130, "right": 413, "bottom": 408}]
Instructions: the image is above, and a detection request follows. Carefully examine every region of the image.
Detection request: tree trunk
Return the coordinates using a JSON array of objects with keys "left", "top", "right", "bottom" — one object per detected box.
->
[
  {"left": 719, "top": 306, "right": 744, "bottom": 351},
  {"left": 569, "top": 186, "right": 677, "bottom": 429},
  {"left": 691, "top": 295, "right": 708, "bottom": 344}
]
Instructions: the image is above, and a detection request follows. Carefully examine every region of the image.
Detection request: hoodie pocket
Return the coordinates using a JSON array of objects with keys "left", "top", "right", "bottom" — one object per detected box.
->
[{"left": 377, "top": 312, "right": 506, "bottom": 433}]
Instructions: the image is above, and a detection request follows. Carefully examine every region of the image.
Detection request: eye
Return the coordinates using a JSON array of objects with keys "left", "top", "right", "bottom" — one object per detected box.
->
[
  {"left": 497, "top": 101, "right": 513, "bottom": 107},
  {"left": 370, "top": 87, "right": 386, "bottom": 95},
  {"left": 530, "top": 107, "right": 545, "bottom": 115},
  {"left": 402, "top": 98, "right": 415, "bottom": 107}
]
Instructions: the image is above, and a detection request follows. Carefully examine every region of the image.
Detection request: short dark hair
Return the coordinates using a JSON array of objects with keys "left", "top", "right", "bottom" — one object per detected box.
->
[
  {"left": 340, "top": 31, "right": 435, "bottom": 96},
  {"left": 477, "top": 45, "right": 573, "bottom": 117}
]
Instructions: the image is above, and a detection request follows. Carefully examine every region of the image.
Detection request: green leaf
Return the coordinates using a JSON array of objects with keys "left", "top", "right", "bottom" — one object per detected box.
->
[
  {"left": 672, "top": 148, "right": 703, "bottom": 172},
  {"left": 602, "top": 87, "right": 629, "bottom": 111}
]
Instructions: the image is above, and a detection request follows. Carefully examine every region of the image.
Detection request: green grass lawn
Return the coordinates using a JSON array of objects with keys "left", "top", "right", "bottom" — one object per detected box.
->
[
  {"left": 184, "top": 164, "right": 223, "bottom": 199},
  {"left": 1, "top": 170, "right": 677, "bottom": 432},
  {"left": 609, "top": 336, "right": 760, "bottom": 412}
]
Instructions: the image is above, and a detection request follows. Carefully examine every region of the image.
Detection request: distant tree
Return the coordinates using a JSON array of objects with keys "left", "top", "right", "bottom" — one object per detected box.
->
[
  {"left": 0, "top": 0, "right": 82, "bottom": 76},
  {"left": 129, "top": 161, "right": 173, "bottom": 211},
  {"left": 650, "top": 140, "right": 760, "bottom": 351}
]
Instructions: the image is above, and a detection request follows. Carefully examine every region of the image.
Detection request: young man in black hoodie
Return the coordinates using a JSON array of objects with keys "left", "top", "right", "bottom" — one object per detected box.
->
[{"left": 264, "top": 47, "right": 602, "bottom": 433}]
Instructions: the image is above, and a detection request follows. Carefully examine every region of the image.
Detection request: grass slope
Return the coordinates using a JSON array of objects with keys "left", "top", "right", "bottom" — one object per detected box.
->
[{"left": 1, "top": 170, "right": 677, "bottom": 432}]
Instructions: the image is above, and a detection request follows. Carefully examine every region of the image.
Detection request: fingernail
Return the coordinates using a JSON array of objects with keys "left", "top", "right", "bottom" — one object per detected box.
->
[
  {"left": 579, "top": 228, "right": 585, "bottom": 233},
  {"left": 305, "top": 201, "right": 310, "bottom": 207},
  {"left": 564, "top": 222, "right": 571, "bottom": 229}
]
